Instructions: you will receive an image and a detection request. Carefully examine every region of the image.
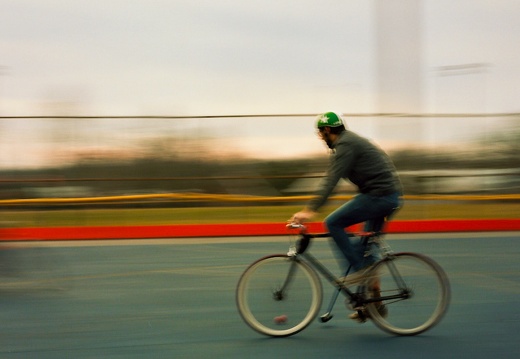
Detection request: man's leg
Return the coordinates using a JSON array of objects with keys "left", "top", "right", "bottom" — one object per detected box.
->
[
  {"left": 325, "top": 193, "right": 400, "bottom": 272},
  {"left": 325, "top": 194, "right": 376, "bottom": 271}
]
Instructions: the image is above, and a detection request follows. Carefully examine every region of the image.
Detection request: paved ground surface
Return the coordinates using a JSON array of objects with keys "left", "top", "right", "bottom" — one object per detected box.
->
[{"left": 0, "top": 232, "right": 518, "bottom": 359}]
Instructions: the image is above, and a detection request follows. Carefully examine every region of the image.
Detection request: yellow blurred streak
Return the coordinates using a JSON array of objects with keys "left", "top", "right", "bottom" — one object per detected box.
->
[{"left": 1, "top": 192, "right": 520, "bottom": 206}]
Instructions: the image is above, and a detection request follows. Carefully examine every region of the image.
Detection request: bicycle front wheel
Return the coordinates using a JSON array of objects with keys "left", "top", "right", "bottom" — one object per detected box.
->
[
  {"left": 364, "top": 252, "right": 450, "bottom": 336},
  {"left": 236, "top": 254, "right": 322, "bottom": 337}
]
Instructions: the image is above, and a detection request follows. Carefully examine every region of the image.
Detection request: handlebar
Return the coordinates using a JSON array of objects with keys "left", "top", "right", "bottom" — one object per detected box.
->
[{"left": 286, "top": 222, "right": 306, "bottom": 230}]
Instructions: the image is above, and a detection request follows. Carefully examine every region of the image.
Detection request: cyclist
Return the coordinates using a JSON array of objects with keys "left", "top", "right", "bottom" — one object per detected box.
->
[{"left": 290, "top": 111, "right": 402, "bottom": 321}]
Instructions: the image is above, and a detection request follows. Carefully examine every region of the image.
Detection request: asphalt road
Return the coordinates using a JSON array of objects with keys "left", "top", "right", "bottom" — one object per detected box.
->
[{"left": 0, "top": 232, "right": 518, "bottom": 359}]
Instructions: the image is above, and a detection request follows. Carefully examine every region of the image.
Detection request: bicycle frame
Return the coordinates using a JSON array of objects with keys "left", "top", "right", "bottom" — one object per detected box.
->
[{"left": 287, "top": 230, "right": 411, "bottom": 321}]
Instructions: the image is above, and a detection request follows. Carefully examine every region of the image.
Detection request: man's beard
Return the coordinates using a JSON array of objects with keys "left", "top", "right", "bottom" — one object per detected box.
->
[{"left": 323, "top": 134, "right": 334, "bottom": 149}]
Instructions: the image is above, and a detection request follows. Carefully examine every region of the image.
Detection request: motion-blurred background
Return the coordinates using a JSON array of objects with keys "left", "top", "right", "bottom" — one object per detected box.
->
[{"left": 1, "top": 0, "right": 519, "bottom": 229}]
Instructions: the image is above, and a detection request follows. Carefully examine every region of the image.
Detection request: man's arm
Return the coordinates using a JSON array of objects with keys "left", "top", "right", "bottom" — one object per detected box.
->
[{"left": 307, "top": 140, "right": 355, "bottom": 212}]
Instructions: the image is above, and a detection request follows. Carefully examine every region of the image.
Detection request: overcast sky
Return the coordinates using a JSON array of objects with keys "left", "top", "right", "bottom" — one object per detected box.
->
[{"left": 1, "top": 0, "right": 519, "bottom": 168}]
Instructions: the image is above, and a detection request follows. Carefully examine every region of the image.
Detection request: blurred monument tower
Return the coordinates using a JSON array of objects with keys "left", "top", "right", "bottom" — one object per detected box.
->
[{"left": 375, "top": 0, "right": 422, "bottom": 114}]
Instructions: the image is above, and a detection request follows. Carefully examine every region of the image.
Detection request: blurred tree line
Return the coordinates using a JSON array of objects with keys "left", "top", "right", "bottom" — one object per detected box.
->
[
  {"left": 1, "top": 156, "right": 316, "bottom": 199},
  {"left": 391, "top": 129, "right": 520, "bottom": 170},
  {"left": 1, "top": 123, "right": 519, "bottom": 200}
]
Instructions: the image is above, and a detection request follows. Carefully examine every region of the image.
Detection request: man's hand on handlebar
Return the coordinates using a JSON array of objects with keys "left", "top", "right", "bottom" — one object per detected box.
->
[{"left": 289, "top": 208, "right": 318, "bottom": 225}]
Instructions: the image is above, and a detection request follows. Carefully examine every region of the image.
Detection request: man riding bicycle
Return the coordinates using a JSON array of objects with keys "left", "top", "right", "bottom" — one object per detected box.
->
[{"left": 290, "top": 111, "right": 402, "bottom": 321}]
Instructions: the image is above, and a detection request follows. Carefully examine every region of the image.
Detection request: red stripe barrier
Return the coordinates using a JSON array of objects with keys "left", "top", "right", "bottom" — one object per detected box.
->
[
  {"left": 386, "top": 219, "right": 520, "bottom": 233},
  {"left": 0, "top": 219, "right": 519, "bottom": 241}
]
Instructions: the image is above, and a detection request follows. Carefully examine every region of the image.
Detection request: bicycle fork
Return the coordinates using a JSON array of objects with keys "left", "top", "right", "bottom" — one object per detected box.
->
[{"left": 273, "top": 257, "right": 300, "bottom": 301}]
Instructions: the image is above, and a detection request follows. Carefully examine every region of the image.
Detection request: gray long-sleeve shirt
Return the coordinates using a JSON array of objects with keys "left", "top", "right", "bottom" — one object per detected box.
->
[{"left": 308, "top": 130, "right": 402, "bottom": 212}]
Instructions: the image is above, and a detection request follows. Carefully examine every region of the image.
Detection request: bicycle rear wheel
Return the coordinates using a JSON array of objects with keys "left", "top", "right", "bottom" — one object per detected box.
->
[
  {"left": 363, "top": 252, "right": 450, "bottom": 336},
  {"left": 236, "top": 254, "right": 322, "bottom": 337}
]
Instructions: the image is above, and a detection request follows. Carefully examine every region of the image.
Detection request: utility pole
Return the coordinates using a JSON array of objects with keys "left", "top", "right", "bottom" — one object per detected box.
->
[
  {"left": 373, "top": 0, "right": 423, "bottom": 147},
  {"left": 375, "top": 0, "right": 423, "bottom": 113}
]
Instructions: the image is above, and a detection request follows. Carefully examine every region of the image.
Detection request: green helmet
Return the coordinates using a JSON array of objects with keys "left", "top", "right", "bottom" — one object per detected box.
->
[{"left": 316, "top": 112, "right": 344, "bottom": 129}]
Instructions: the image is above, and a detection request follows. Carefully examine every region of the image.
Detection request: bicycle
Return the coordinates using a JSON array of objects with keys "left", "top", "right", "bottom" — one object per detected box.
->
[{"left": 236, "top": 223, "right": 450, "bottom": 337}]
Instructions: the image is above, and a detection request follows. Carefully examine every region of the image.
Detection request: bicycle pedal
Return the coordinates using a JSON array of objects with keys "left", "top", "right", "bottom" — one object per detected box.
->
[
  {"left": 320, "top": 313, "right": 334, "bottom": 323},
  {"left": 348, "top": 308, "right": 369, "bottom": 323}
]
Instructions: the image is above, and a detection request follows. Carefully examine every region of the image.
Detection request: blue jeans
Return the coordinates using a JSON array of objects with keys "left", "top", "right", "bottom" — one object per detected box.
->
[{"left": 324, "top": 192, "right": 401, "bottom": 272}]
